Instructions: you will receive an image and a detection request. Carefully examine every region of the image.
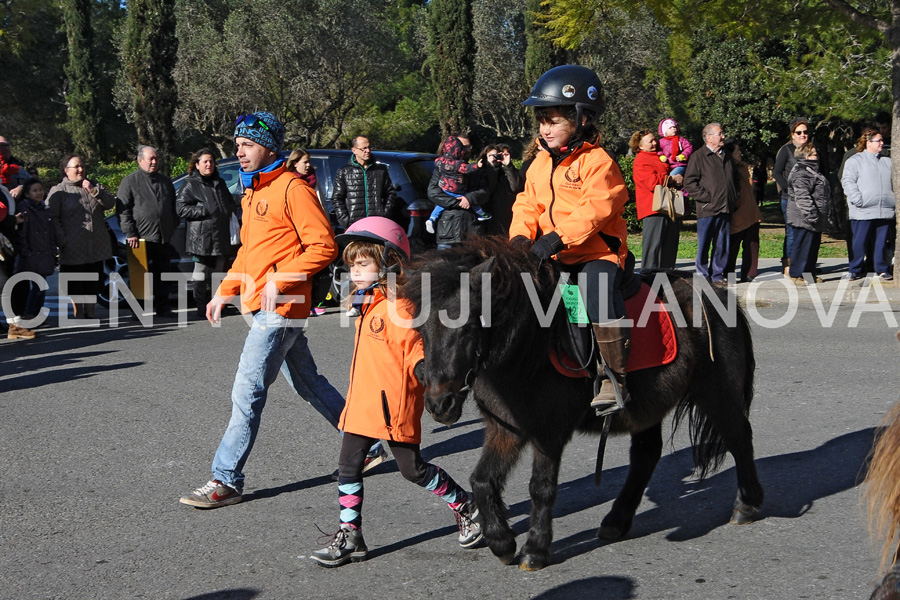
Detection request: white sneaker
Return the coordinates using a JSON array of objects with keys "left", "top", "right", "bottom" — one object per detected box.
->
[{"left": 346, "top": 307, "right": 360, "bottom": 318}]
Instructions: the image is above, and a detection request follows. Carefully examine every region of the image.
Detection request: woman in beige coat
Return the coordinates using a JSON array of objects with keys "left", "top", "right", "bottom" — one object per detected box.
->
[{"left": 48, "top": 154, "right": 116, "bottom": 318}]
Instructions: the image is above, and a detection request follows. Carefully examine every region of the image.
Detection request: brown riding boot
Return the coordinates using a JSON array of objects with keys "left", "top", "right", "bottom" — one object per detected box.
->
[{"left": 591, "top": 319, "right": 631, "bottom": 416}]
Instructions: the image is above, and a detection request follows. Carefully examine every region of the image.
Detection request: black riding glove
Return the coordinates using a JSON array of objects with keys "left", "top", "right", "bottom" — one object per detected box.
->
[{"left": 530, "top": 232, "right": 564, "bottom": 261}]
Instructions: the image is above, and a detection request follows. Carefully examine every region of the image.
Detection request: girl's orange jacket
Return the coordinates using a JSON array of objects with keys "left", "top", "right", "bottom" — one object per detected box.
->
[
  {"left": 215, "top": 166, "right": 336, "bottom": 319},
  {"left": 510, "top": 141, "right": 629, "bottom": 267},
  {"left": 338, "top": 289, "right": 426, "bottom": 444}
]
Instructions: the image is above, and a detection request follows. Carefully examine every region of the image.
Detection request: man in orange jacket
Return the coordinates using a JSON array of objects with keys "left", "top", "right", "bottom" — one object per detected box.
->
[{"left": 179, "top": 112, "right": 383, "bottom": 509}]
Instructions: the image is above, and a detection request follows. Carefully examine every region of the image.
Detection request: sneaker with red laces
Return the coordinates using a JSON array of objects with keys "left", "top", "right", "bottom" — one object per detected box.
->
[
  {"left": 179, "top": 480, "right": 242, "bottom": 509},
  {"left": 454, "top": 500, "right": 483, "bottom": 548}
]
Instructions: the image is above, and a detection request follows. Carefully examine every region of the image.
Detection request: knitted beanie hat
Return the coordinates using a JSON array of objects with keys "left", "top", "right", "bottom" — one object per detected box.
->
[
  {"left": 234, "top": 112, "right": 285, "bottom": 153},
  {"left": 658, "top": 119, "right": 678, "bottom": 136}
]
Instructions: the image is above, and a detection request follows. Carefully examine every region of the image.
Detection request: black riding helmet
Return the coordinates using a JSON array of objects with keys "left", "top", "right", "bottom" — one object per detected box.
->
[{"left": 522, "top": 65, "right": 604, "bottom": 142}]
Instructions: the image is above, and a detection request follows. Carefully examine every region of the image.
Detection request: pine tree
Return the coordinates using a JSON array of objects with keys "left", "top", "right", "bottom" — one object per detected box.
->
[
  {"left": 426, "top": 0, "right": 475, "bottom": 136},
  {"left": 120, "top": 0, "right": 178, "bottom": 172},
  {"left": 61, "top": 0, "right": 100, "bottom": 160},
  {"left": 524, "top": 0, "right": 562, "bottom": 86}
]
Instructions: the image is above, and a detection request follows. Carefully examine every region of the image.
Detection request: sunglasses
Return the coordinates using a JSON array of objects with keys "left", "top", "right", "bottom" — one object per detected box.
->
[
  {"left": 235, "top": 114, "right": 272, "bottom": 133},
  {"left": 793, "top": 129, "right": 809, "bottom": 135}
]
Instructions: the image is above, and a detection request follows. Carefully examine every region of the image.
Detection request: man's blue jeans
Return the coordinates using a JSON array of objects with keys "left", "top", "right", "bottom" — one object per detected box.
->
[{"left": 211, "top": 311, "right": 371, "bottom": 492}]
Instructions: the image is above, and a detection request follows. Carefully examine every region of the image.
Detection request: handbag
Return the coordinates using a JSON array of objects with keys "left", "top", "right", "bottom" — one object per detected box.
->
[
  {"left": 229, "top": 213, "right": 241, "bottom": 246},
  {"left": 0, "top": 232, "right": 14, "bottom": 262},
  {"left": 651, "top": 176, "right": 685, "bottom": 220}
]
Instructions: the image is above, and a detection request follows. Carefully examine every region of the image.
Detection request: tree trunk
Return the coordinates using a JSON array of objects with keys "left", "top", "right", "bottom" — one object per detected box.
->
[{"left": 894, "top": 0, "right": 900, "bottom": 284}]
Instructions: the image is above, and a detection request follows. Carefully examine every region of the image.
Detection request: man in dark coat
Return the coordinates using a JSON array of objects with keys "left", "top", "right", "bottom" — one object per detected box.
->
[
  {"left": 331, "top": 136, "right": 398, "bottom": 229},
  {"left": 116, "top": 145, "right": 178, "bottom": 316},
  {"left": 683, "top": 123, "right": 738, "bottom": 283}
]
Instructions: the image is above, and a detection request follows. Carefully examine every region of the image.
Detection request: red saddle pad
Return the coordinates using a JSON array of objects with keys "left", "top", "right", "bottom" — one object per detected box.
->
[{"left": 624, "top": 282, "right": 677, "bottom": 372}]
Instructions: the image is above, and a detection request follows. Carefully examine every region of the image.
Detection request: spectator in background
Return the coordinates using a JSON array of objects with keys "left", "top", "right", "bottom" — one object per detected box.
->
[
  {"left": 287, "top": 148, "right": 318, "bottom": 191},
  {"left": 786, "top": 142, "right": 831, "bottom": 284},
  {"left": 773, "top": 117, "right": 809, "bottom": 277},
  {"left": 427, "top": 133, "right": 490, "bottom": 250},
  {"left": 486, "top": 144, "right": 522, "bottom": 234},
  {"left": 12, "top": 179, "right": 55, "bottom": 323},
  {"left": 0, "top": 183, "right": 33, "bottom": 339},
  {"left": 331, "top": 136, "right": 398, "bottom": 229},
  {"left": 176, "top": 149, "right": 237, "bottom": 319},
  {"left": 0, "top": 136, "right": 29, "bottom": 199},
  {"left": 683, "top": 123, "right": 737, "bottom": 284},
  {"left": 726, "top": 141, "right": 763, "bottom": 283},
  {"left": 841, "top": 128, "right": 895, "bottom": 281},
  {"left": 425, "top": 136, "right": 491, "bottom": 236},
  {"left": 630, "top": 129, "right": 681, "bottom": 273},
  {"left": 117, "top": 145, "right": 178, "bottom": 317},
  {"left": 48, "top": 154, "right": 116, "bottom": 320}
]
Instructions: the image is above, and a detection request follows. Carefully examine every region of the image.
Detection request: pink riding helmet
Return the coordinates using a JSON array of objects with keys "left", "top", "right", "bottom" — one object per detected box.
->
[{"left": 335, "top": 216, "right": 410, "bottom": 259}]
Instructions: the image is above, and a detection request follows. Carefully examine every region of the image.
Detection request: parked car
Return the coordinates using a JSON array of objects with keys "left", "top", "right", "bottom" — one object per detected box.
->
[{"left": 101, "top": 150, "right": 436, "bottom": 306}]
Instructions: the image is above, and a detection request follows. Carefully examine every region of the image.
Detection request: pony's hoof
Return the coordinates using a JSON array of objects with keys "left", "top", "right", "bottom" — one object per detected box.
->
[
  {"left": 730, "top": 507, "right": 758, "bottom": 525},
  {"left": 518, "top": 554, "right": 548, "bottom": 571},
  {"left": 596, "top": 518, "right": 630, "bottom": 540},
  {"left": 491, "top": 540, "right": 517, "bottom": 565}
]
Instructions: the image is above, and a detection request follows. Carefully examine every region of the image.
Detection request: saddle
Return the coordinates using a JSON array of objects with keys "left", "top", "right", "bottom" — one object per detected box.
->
[{"left": 550, "top": 276, "right": 678, "bottom": 379}]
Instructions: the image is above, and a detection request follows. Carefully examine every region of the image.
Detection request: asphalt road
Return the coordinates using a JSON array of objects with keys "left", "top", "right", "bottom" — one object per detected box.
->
[{"left": 1, "top": 298, "right": 899, "bottom": 599}]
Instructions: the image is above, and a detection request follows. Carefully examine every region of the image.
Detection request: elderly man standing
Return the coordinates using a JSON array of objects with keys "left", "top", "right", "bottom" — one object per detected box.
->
[
  {"left": 683, "top": 123, "right": 738, "bottom": 283},
  {"left": 117, "top": 146, "right": 178, "bottom": 316},
  {"left": 331, "top": 135, "right": 398, "bottom": 229}
]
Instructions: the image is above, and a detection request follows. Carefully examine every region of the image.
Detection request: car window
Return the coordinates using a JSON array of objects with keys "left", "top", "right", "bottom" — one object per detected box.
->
[
  {"left": 219, "top": 162, "right": 243, "bottom": 196},
  {"left": 403, "top": 159, "right": 435, "bottom": 199}
]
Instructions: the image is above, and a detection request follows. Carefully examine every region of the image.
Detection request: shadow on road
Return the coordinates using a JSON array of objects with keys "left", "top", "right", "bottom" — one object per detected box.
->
[
  {"left": 373, "top": 428, "right": 875, "bottom": 566},
  {"left": 531, "top": 576, "right": 635, "bottom": 599},
  {"left": 0, "top": 324, "right": 173, "bottom": 389},
  {"left": 243, "top": 475, "right": 334, "bottom": 502},
  {"left": 183, "top": 589, "right": 259, "bottom": 600}
]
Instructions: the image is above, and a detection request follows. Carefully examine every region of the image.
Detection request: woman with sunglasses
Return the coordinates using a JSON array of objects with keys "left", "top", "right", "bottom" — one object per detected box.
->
[{"left": 773, "top": 118, "right": 811, "bottom": 277}]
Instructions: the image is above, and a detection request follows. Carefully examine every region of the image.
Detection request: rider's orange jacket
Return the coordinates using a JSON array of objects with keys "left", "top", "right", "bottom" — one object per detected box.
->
[
  {"left": 216, "top": 167, "right": 336, "bottom": 319},
  {"left": 510, "top": 142, "right": 629, "bottom": 267},
  {"left": 339, "top": 288, "right": 426, "bottom": 443}
]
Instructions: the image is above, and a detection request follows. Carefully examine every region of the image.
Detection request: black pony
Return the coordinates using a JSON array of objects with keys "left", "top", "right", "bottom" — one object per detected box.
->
[{"left": 401, "top": 237, "right": 764, "bottom": 570}]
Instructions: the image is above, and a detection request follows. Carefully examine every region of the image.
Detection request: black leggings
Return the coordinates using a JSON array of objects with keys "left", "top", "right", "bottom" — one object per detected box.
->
[{"left": 339, "top": 432, "right": 428, "bottom": 483}]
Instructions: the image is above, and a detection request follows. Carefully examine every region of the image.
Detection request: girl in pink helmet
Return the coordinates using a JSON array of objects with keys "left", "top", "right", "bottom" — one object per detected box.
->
[
  {"left": 310, "top": 216, "right": 482, "bottom": 567},
  {"left": 657, "top": 118, "right": 694, "bottom": 176}
]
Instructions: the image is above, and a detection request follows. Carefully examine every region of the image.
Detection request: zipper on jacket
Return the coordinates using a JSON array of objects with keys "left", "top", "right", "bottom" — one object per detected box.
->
[
  {"left": 343, "top": 295, "right": 372, "bottom": 431},
  {"left": 381, "top": 390, "right": 395, "bottom": 441}
]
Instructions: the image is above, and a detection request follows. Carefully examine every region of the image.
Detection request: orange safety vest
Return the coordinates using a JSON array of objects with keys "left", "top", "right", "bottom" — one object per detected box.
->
[
  {"left": 339, "top": 289, "right": 426, "bottom": 444},
  {"left": 510, "top": 142, "right": 629, "bottom": 267}
]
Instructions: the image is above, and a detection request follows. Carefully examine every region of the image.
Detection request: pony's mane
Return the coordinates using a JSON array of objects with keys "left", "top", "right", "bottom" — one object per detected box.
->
[{"left": 401, "top": 236, "right": 558, "bottom": 370}]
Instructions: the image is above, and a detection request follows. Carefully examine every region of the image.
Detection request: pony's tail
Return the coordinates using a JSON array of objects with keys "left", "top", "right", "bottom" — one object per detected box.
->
[
  {"left": 672, "top": 294, "right": 755, "bottom": 480},
  {"left": 865, "top": 400, "right": 900, "bottom": 576}
]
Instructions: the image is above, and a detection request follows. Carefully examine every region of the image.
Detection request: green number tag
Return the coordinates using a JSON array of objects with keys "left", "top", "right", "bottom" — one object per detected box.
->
[{"left": 560, "top": 282, "right": 589, "bottom": 325}]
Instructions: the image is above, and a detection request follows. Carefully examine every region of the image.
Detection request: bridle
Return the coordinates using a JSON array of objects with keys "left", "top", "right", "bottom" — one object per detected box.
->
[{"left": 457, "top": 315, "right": 487, "bottom": 394}]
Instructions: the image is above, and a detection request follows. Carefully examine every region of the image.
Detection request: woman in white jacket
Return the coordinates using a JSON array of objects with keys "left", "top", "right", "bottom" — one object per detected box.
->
[{"left": 841, "top": 128, "right": 895, "bottom": 281}]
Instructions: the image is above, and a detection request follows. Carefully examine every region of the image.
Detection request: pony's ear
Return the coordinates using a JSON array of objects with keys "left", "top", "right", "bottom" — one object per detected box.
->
[{"left": 471, "top": 256, "right": 495, "bottom": 278}]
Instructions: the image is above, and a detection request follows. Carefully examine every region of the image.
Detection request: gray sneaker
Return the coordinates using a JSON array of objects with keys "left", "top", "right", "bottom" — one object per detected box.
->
[
  {"left": 179, "top": 480, "right": 242, "bottom": 509},
  {"left": 455, "top": 500, "right": 483, "bottom": 548},
  {"left": 311, "top": 525, "right": 368, "bottom": 567}
]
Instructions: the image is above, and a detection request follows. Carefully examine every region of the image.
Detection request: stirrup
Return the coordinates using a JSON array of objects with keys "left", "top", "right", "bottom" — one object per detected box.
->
[{"left": 592, "top": 364, "right": 627, "bottom": 418}]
